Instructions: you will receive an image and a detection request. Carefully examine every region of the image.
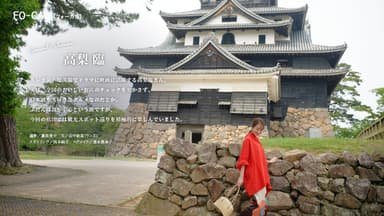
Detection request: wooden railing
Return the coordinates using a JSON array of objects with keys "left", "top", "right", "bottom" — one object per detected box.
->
[{"left": 357, "top": 116, "right": 384, "bottom": 140}]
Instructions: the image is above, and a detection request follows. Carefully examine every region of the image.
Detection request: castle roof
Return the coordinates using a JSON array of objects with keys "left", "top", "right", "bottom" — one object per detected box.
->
[
  {"left": 118, "top": 30, "right": 346, "bottom": 67},
  {"left": 160, "top": 5, "right": 307, "bottom": 30},
  {"left": 115, "top": 67, "right": 346, "bottom": 77},
  {"left": 160, "top": 5, "right": 307, "bottom": 18}
]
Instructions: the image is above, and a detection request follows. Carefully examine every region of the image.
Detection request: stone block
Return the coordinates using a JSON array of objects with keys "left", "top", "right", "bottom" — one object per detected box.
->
[
  {"left": 197, "top": 144, "right": 217, "bottom": 164},
  {"left": 345, "top": 177, "right": 370, "bottom": 200},
  {"left": 330, "top": 178, "right": 345, "bottom": 193},
  {"left": 268, "top": 160, "right": 294, "bottom": 176},
  {"left": 148, "top": 182, "right": 170, "bottom": 199},
  {"left": 165, "top": 138, "right": 196, "bottom": 159},
  {"left": 224, "top": 168, "right": 240, "bottom": 185},
  {"left": 270, "top": 176, "right": 290, "bottom": 193},
  {"left": 297, "top": 196, "right": 320, "bottom": 214},
  {"left": 283, "top": 149, "right": 307, "bottom": 162},
  {"left": 182, "top": 196, "right": 198, "bottom": 209},
  {"left": 357, "top": 166, "right": 382, "bottom": 182},
  {"left": 334, "top": 193, "right": 361, "bottom": 209},
  {"left": 155, "top": 169, "right": 173, "bottom": 186},
  {"left": 291, "top": 171, "right": 319, "bottom": 197},
  {"left": 207, "top": 179, "right": 225, "bottom": 202},
  {"left": 300, "top": 154, "right": 328, "bottom": 176},
  {"left": 136, "top": 193, "right": 180, "bottom": 216},
  {"left": 267, "top": 191, "right": 294, "bottom": 211},
  {"left": 328, "top": 164, "right": 355, "bottom": 178},
  {"left": 190, "top": 164, "right": 226, "bottom": 183},
  {"left": 228, "top": 144, "right": 240, "bottom": 157},
  {"left": 358, "top": 152, "right": 374, "bottom": 168},
  {"left": 342, "top": 151, "right": 357, "bottom": 167},
  {"left": 176, "top": 158, "right": 191, "bottom": 174},
  {"left": 218, "top": 156, "right": 236, "bottom": 168},
  {"left": 158, "top": 154, "right": 175, "bottom": 173},
  {"left": 191, "top": 184, "right": 208, "bottom": 196},
  {"left": 172, "top": 178, "right": 194, "bottom": 197}
]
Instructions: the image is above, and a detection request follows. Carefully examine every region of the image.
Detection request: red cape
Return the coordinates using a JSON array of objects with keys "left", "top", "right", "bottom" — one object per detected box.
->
[{"left": 236, "top": 132, "right": 271, "bottom": 196}]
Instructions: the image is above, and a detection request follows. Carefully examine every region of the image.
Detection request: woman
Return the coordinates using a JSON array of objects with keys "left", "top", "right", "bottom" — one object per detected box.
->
[{"left": 236, "top": 118, "right": 277, "bottom": 216}]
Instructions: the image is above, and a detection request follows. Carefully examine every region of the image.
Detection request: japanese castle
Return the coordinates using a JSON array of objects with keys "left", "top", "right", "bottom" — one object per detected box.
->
[{"left": 111, "top": 0, "right": 346, "bottom": 156}]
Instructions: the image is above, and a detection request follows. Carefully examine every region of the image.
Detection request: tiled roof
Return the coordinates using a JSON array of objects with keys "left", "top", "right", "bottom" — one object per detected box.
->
[
  {"left": 115, "top": 67, "right": 346, "bottom": 77},
  {"left": 159, "top": 5, "right": 308, "bottom": 18},
  {"left": 165, "top": 33, "right": 260, "bottom": 71},
  {"left": 188, "top": 0, "right": 276, "bottom": 26},
  {"left": 118, "top": 30, "right": 347, "bottom": 56},
  {"left": 167, "top": 19, "right": 292, "bottom": 31},
  {"left": 280, "top": 67, "right": 348, "bottom": 77},
  {"left": 115, "top": 67, "right": 280, "bottom": 76}
]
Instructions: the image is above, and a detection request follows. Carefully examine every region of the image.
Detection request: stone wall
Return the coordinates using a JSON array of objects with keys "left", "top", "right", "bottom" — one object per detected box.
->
[
  {"left": 203, "top": 125, "right": 268, "bottom": 146},
  {"left": 109, "top": 105, "right": 334, "bottom": 158},
  {"left": 107, "top": 103, "right": 176, "bottom": 159},
  {"left": 270, "top": 107, "right": 334, "bottom": 137},
  {"left": 137, "top": 139, "right": 384, "bottom": 216}
]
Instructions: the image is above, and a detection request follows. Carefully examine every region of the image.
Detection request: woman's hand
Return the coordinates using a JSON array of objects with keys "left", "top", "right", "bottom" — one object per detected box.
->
[
  {"left": 236, "top": 165, "right": 245, "bottom": 187},
  {"left": 236, "top": 176, "right": 244, "bottom": 188}
]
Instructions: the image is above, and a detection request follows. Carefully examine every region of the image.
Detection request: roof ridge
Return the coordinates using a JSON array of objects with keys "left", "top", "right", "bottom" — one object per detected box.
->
[
  {"left": 164, "top": 33, "right": 260, "bottom": 71},
  {"left": 187, "top": 0, "right": 276, "bottom": 26},
  {"left": 159, "top": 5, "right": 308, "bottom": 17}
]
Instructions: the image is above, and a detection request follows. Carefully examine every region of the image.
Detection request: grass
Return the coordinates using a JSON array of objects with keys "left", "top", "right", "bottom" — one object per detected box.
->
[
  {"left": 19, "top": 138, "right": 384, "bottom": 160},
  {"left": 0, "top": 164, "right": 35, "bottom": 175},
  {"left": 262, "top": 137, "right": 384, "bottom": 155},
  {"left": 19, "top": 151, "right": 155, "bottom": 161}
]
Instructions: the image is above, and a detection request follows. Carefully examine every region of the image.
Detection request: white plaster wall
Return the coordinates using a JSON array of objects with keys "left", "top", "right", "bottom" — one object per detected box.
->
[
  {"left": 205, "top": 12, "right": 254, "bottom": 25},
  {"left": 255, "top": 29, "right": 275, "bottom": 44},
  {"left": 185, "top": 31, "right": 218, "bottom": 46},
  {"left": 184, "top": 29, "right": 275, "bottom": 46}
]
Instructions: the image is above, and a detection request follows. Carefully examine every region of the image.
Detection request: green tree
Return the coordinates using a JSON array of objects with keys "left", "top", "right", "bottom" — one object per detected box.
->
[
  {"left": 372, "top": 87, "right": 384, "bottom": 116},
  {"left": 1, "top": 0, "right": 138, "bottom": 167},
  {"left": 0, "top": 0, "right": 40, "bottom": 167},
  {"left": 330, "top": 63, "right": 374, "bottom": 137}
]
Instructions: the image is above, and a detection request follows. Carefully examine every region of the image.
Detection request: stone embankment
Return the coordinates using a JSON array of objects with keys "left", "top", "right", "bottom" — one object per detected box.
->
[{"left": 137, "top": 139, "right": 384, "bottom": 216}]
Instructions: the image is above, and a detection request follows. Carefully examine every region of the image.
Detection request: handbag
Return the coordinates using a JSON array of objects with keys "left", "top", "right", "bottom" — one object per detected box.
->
[{"left": 214, "top": 185, "right": 240, "bottom": 216}]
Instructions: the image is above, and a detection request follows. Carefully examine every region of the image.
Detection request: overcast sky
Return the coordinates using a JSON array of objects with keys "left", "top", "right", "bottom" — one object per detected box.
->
[{"left": 19, "top": 0, "right": 384, "bottom": 112}]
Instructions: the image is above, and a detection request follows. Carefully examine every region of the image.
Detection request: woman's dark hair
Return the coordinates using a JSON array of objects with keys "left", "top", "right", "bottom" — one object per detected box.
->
[{"left": 251, "top": 118, "right": 265, "bottom": 128}]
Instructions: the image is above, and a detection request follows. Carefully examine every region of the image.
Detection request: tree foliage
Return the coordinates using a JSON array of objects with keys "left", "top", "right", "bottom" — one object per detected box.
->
[
  {"left": 330, "top": 63, "right": 375, "bottom": 137},
  {"left": 0, "top": 0, "right": 40, "bottom": 116},
  {"left": 36, "top": 0, "right": 139, "bottom": 35},
  {"left": 372, "top": 87, "right": 384, "bottom": 116},
  {"left": 1, "top": 0, "right": 139, "bottom": 166},
  {"left": 330, "top": 63, "right": 374, "bottom": 125}
]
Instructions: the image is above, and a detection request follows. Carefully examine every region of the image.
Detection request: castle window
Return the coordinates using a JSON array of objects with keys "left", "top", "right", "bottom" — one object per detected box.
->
[
  {"left": 193, "top": 36, "right": 200, "bottom": 45},
  {"left": 221, "top": 32, "right": 235, "bottom": 44},
  {"left": 192, "top": 133, "right": 202, "bottom": 144},
  {"left": 176, "top": 124, "right": 204, "bottom": 144},
  {"left": 258, "top": 34, "right": 266, "bottom": 44},
  {"left": 148, "top": 91, "right": 179, "bottom": 112},
  {"left": 222, "top": 15, "right": 237, "bottom": 22}
]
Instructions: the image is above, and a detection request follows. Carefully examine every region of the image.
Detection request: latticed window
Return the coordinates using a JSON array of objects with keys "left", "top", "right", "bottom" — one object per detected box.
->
[
  {"left": 221, "top": 32, "right": 235, "bottom": 44},
  {"left": 193, "top": 36, "right": 200, "bottom": 45},
  {"left": 147, "top": 91, "right": 179, "bottom": 112},
  {"left": 230, "top": 92, "right": 268, "bottom": 114},
  {"left": 222, "top": 15, "right": 237, "bottom": 22},
  {"left": 258, "top": 35, "right": 266, "bottom": 44}
]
